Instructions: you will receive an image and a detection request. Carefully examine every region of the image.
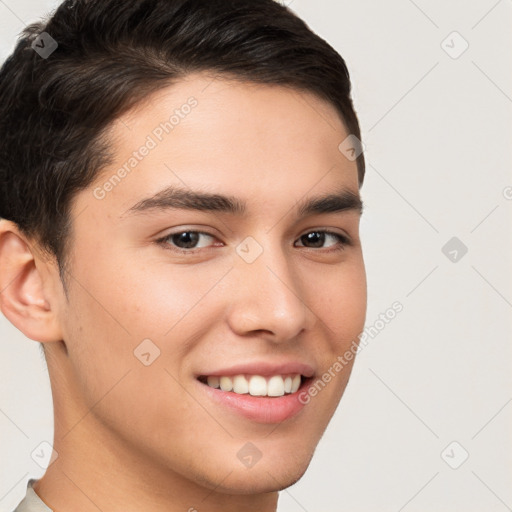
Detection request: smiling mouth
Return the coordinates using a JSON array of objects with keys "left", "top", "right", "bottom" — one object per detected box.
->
[{"left": 197, "top": 373, "right": 307, "bottom": 397}]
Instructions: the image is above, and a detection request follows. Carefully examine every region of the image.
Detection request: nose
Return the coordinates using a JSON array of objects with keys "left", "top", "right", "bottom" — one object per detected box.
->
[{"left": 226, "top": 242, "right": 311, "bottom": 342}]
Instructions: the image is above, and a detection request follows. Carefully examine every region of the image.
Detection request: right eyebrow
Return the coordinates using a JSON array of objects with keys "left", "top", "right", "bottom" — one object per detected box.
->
[{"left": 123, "top": 186, "right": 247, "bottom": 217}]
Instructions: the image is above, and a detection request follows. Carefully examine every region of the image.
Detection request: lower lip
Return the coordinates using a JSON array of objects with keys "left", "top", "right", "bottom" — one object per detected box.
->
[{"left": 197, "top": 378, "right": 311, "bottom": 424}]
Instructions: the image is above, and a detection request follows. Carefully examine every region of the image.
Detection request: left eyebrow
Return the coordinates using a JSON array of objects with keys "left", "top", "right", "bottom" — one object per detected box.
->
[{"left": 296, "top": 189, "right": 363, "bottom": 217}]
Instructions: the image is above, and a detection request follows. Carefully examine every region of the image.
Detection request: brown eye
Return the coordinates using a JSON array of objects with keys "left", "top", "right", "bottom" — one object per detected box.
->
[
  {"left": 295, "top": 231, "right": 349, "bottom": 250},
  {"left": 159, "top": 231, "right": 217, "bottom": 250},
  {"left": 171, "top": 231, "right": 200, "bottom": 248},
  {"left": 300, "top": 231, "right": 325, "bottom": 248}
]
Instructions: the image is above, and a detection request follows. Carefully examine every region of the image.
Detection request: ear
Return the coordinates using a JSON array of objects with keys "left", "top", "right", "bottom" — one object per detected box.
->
[{"left": 0, "top": 219, "right": 64, "bottom": 343}]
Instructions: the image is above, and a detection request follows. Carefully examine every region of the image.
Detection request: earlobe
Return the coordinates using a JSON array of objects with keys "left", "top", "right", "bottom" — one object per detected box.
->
[{"left": 0, "top": 220, "right": 63, "bottom": 343}]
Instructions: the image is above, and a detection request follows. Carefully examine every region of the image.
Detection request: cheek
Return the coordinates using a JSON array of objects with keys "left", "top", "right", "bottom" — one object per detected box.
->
[
  {"left": 60, "top": 253, "right": 225, "bottom": 399},
  {"left": 116, "top": 259, "right": 233, "bottom": 342},
  {"left": 60, "top": 255, "right": 233, "bottom": 443},
  {"left": 308, "top": 258, "right": 367, "bottom": 339},
  {"left": 294, "top": 261, "right": 366, "bottom": 435},
  {"left": 72, "top": 250, "right": 230, "bottom": 338}
]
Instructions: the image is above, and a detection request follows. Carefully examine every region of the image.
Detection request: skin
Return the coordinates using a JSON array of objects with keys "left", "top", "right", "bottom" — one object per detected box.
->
[{"left": 0, "top": 73, "right": 366, "bottom": 512}]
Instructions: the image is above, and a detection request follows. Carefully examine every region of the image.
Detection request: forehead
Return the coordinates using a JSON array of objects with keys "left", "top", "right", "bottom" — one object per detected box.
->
[{"left": 76, "top": 73, "right": 359, "bottom": 221}]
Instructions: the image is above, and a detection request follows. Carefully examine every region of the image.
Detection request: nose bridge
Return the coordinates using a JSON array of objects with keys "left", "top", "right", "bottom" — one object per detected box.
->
[{"left": 227, "top": 235, "right": 310, "bottom": 340}]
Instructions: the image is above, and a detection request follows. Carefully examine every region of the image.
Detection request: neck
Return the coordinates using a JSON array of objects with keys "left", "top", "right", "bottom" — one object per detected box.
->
[
  {"left": 35, "top": 360, "right": 279, "bottom": 512},
  {"left": 35, "top": 415, "right": 279, "bottom": 512}
]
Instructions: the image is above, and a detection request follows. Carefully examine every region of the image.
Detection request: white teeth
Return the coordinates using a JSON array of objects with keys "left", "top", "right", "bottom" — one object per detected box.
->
[
  {"left": 233, "top": 374, "right": 249, "bottom": 394},
  {"left": 267, "top": 375, "right": 285, "bottom": 397},
  {"left": 204, "top": 373, "right": 303, "bottom": 397},
  {"left": 291, "top": 374, "right": 301, "bottom": 393},
  {"left": 249, "top": 375, "right": 267, "bottom": 396},
  {"left": 284, "top": 376, "right": 292, "bottom": 393},
  {"left": 219, "top": 376, "right": 233, "bottom": 392}
]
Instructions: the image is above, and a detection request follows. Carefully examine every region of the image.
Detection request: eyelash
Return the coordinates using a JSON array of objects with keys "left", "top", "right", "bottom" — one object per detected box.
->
[{"left": 155, "top": 229, "right": 351, "bottom": 254}]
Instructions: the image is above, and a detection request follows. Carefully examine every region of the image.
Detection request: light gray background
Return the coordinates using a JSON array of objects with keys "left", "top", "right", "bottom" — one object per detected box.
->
[{"left": 1, "top": 1, "right": 511, "bottom": 510}]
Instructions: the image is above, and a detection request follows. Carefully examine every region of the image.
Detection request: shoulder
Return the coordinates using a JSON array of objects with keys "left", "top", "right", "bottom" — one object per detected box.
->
[{"left": 12, "top": 480, "right": 52, "bottom": 512}]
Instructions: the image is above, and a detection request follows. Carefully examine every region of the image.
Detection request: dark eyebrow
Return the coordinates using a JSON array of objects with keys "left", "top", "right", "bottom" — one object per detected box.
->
[
  {"left": 123, "top": 185, "right": 362, "bottom": 217},
  {"left": 297, "top": 189, "right": 363, "bottom": 217},
  {"left": 123, "top": 186, "right": 246, "bottom": 216}
]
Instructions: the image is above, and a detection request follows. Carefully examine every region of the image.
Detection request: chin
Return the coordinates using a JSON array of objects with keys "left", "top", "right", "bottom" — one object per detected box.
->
[
  {"left": 215, "top": 467, "right": 309, "bottom": 495},
  {"left": 209, "top": 450, "right": 314, "bottom": 495}
]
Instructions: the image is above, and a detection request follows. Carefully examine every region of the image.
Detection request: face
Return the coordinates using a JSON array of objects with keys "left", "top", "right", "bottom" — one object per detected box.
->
[{"left": 51, "top": 73, "right": 366, "bottom": 493}]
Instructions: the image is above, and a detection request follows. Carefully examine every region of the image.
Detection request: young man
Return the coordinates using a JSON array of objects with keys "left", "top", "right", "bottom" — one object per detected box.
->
[{"left": 0, "top": 0, "right": 367, "bottom": 510}]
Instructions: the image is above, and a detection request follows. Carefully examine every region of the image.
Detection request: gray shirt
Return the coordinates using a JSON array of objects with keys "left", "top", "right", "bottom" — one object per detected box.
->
[{"left": 13, "top": 480, "right": 52, "bottom": 512}]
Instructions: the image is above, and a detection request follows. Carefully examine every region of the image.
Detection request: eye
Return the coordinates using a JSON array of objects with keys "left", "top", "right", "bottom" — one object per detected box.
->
[
  {"left": 295, "top": 230, "right": 349, "bottom": 250},
  {"left": 157, "top": 230, "right": 219, "bottom": 250}
]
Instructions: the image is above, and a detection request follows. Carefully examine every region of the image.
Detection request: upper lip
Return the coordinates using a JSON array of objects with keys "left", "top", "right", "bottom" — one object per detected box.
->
[{"left": 196, "top": 360, "right": 315, "bottom": 379}]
